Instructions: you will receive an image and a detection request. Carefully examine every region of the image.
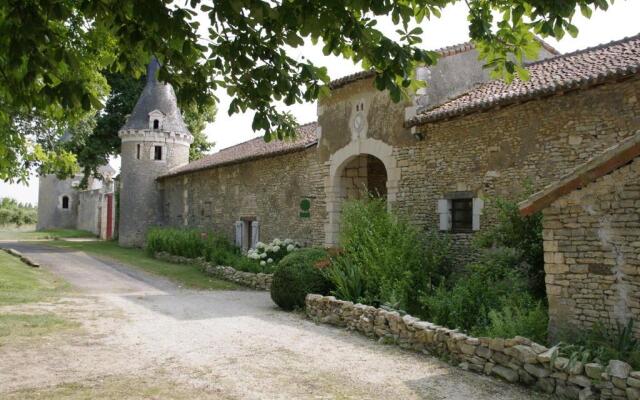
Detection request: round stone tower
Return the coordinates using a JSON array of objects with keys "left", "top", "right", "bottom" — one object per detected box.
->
[{"left": 118, "top": 58, "right": 193, "bottom": 247}]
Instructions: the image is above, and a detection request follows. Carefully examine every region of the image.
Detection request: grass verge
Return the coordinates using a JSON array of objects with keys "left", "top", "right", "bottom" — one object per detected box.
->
[
  {"left": 44, "top": 240, "right": 240, "bottom": 290},
  {"left": 0, "top": 228, "right": 96, "bottom": 241},
  {"left": 3, "top": 373, "right": 231, "bottom": 400},
  {"left": 0, "top": 251, "right": 70, "bottom": 305},
  {"left": 0, "top": 251, "right": 77, "bottom": 344}
]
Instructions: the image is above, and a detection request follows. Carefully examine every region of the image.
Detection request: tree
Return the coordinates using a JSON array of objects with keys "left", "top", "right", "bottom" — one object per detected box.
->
[
  {"left": 63, "top": 72, "right": 215, "bottom": 186},
  {"left": 0, "top": 0, "right": 614, "bottom": 181}
]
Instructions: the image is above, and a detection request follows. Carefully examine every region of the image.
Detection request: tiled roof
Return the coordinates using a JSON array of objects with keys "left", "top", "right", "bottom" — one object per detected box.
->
[
  {"left": 122, "top": 58, "right": 191, "bottom": 135},
  {"left": 519, "top": 130, "right": 640, "bottom": 216},
  {"left": 407, "top": 34, "right": 640, "bottom": 127},
  {"left": 158, "top": 122, "right": 318, "bottom": 179},
  {"left": 328, "top": 38, "right": 559, "bottom": 90}
]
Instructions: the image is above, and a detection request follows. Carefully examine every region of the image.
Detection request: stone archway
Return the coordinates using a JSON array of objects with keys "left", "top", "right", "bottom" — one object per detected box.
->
[{"left": 324, "top": 138, "right": 400, "bottom": 246}]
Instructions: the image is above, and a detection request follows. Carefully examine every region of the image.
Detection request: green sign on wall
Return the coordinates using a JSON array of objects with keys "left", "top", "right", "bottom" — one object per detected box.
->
[{"left": 299, "top": 198, "right": 311, "bottom": 218}]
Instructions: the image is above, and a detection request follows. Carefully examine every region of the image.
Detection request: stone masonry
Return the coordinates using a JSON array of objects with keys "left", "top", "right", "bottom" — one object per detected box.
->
[
  {"left": 520, "top": 132, "right": 640, "bottom": 339},
  {"left": 307, "top": 294, "right": 640, "bottom": 400}
]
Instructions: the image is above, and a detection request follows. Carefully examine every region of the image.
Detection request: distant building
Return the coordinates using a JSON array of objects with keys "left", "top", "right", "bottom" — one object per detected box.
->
[{"left": 37, "top": 164, "right": 116, "bottom": 240}]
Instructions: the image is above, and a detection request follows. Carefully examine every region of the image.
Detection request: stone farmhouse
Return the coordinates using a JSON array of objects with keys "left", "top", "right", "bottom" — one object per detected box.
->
[{"left": 40, "top": 34, "right": 639, "bottom": 337}]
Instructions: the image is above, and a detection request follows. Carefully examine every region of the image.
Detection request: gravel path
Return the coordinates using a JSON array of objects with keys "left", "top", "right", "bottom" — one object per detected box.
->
[{"left": 1, "top": 242, "right": 548, "bottom": 399}]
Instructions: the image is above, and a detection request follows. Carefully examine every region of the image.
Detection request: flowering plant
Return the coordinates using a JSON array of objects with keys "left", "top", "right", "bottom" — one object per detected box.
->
[{"left": 247, "top": 238, "right": 301, "bottom": 265}]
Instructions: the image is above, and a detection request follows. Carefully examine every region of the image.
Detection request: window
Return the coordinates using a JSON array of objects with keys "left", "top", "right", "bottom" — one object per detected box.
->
[
  {"left": 451, "top": 198, "right": 473, "bottom": 232},
  {"left": 61, "top": 196, "right": 69, "bottom": 209},
  {"left": 153, "top": 119, "right": 159, "bottom": 129},
  {"left": 154, "top": 146, "right": 163, "bottom": 160},
  {"left": 136, "top": 144, "right": 141, "bottom": 160}
]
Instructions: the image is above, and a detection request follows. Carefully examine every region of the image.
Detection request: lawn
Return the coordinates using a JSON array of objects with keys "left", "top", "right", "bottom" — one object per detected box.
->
[
  {"left": 0, "top": 228, "right": 96, "bottom": 241},
  {"left": 44, "top": 240, "right": 240, "bottom": 290},
  {"left": 0, "top": 251, "right": 77, "bottom": 343}
]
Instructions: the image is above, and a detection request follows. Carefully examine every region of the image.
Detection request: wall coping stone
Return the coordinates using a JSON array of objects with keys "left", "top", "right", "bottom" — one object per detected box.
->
[{"left": 306, "top": 293, "right": 640, "bottom": 399}]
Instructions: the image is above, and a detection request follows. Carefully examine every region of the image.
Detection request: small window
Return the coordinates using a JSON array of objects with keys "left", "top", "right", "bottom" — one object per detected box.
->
[
  {"left": 153, "top": 119, "right": 159, "bottom": 129},
  {"left": 451, "top": 198, "right": 473, "bottom": 232},
  {"left": 61, "top": 196, "right": 69, "bottom": 209},
  {"left": 154, "top": 146, "right": 163, "bottom": 160},
  {"left": 136, "top": 144, "right": 141, "bottom": 160}
]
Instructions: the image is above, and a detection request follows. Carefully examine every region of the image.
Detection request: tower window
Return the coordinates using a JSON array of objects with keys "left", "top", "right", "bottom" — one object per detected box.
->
[
  {"left": 153, "top": 119, "right": 159, "bottom": 129},
  {"left": 61, "top": 196, "right": 69, "bottom": 209},
  {"left": 154, "top": 146, "right": 163, "bottom": 160},
  {"left": 136, "top": 144, "right": 141, "bottom": 160}
]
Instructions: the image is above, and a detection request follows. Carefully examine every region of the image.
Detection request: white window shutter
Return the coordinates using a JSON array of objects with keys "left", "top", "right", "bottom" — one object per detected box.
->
[
  {"left": 251, "top": 221, "right": 260, "bottom": 249},
  {"left": 472, "top": 198, "right": 484, "bottom": 231},
  {"left": 437, "top": 199, "right": 451, "bottom": 231},
  {"left": 234, "top": 221, "right": 243, "bottom": 248}
]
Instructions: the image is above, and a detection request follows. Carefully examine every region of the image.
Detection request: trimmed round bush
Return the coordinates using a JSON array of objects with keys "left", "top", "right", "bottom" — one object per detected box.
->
[{"left": 270, "top": 248, "right": 333, "bottom": 310}]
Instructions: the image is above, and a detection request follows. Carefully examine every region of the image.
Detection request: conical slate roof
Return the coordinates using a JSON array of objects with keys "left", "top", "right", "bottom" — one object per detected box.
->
[{"left": 121, "top": 57, "right": 191, "bottom": 135}]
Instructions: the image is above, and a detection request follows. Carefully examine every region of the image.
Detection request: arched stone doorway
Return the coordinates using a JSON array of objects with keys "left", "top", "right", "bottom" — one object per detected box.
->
[
  {"left": 324, "top": 138, "right": 400, "bottom": 246},
  {"left": 340, "top": 154, "right": 388, "bottom": 200}
]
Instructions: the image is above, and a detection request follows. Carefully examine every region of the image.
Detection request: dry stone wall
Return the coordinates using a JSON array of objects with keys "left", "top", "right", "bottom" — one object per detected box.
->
[
  {"left": 307, "top": 294, "right": 640, "bottom": 400},
  {"left": 542, "top": 156, "right": 640, "bottom": 339},
  {"left": 154, "top": 252, "right": 272, "bottom": 290}
]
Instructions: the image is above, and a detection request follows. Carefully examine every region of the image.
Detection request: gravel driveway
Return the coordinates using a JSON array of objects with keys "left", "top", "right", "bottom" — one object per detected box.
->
[{"left": 1, "top": 242, "right": 547, "bottom": 399}]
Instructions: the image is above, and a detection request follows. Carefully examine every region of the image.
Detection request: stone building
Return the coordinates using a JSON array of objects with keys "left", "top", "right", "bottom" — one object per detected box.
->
[
  {"left": 117, "top": 58, "right": 193, "bottom": 247},
  {"left": 519, "top": 131, "right": 640, "bottom": 338},
  {"left": 37, "top": 165, "right": 116, "bottom": 239},
  {"left": 144, "top": 35, "right": 639, "bottom": 263}
]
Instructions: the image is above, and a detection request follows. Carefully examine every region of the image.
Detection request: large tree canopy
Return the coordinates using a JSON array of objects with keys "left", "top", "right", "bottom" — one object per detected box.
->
[{"left": 0, "top": 0, "right": 614, "bottom": 181}]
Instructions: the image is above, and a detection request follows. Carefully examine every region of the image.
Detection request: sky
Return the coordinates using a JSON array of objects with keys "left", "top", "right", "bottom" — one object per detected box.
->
[{"left": 2, "top": 0, "right": 639, "bottom": 205}]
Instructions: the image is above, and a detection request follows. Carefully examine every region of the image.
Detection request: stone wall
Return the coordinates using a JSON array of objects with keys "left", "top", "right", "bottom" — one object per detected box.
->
[
  {"left": 160, "top": 147, "right": 327, "bottom": 247},
  {"left": 154, "top": 252, "right": 272, "bottom": 290},
  {"left": 77, "top": 189, "right": 101, "bottom": 235},
  {"left": 307, "top": 294, "right": 640, "bottom": 400},
  {"left": 542, "top": 156, "right": 640, "bottom": 339},
  {"left": 397, "top": 77, "right": 640, "bottom": 238},
  {"left": 36, "top": 174, "right": 79, "bottom": 231}
]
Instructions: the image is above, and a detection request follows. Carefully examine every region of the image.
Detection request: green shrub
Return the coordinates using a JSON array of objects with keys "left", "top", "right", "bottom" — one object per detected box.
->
[
  {"left": 474, "top": 301, "right": 548, "bottom": 344},
  {"left": 0, "top": 198, "right": 37, "bottom": 226},
  {"left": 554, "top": 320, "right": 640, "bottom": 369},
  {"left": 475, "top": 198, "right": 544, "bottom": 299},
  {"left": 146, "top": 227, "right": 274, "bottom": 273},
  {"left": 421, "top": 248, "right": 530, "bottom": 332},
  {"left": 326, "top": 198, "right": 451, "bottom": 314},
  {"left": 270, "top": 248, "right": 333, "bottom": 310}
]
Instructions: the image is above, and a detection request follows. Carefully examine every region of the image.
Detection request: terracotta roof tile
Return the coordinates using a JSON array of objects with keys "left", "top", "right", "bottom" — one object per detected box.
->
[
  {"left": 407, "top": 34, "right": 640, "bottom": 127},
  {"left": 158, "top": 122, "right": 318, "bottom": 179},
  {"left": 519, "top": 130, "right": 640, "bottom": 216}
]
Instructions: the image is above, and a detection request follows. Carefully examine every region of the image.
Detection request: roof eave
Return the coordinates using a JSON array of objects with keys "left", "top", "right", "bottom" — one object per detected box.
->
[
  {"left": 518, "top": 131, "right": 640, "bottom": 216},
  {"left": 157, "top": 141, "right": 318, "bottom": 180}
]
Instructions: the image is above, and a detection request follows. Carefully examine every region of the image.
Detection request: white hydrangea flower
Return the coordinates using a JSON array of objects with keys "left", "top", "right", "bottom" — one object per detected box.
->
[
  {"left": 287, "top": 244, "right": 295, "bottom": 252},
  {"left": 267, "top": 258, "right": 274, "bottom": 263},
  {"left": 284, "top": 238, "right": 293, "bottom": 245},
  {"left": 260, "top": 261, "right": 266, "bottom": 266},
  {"left": 256, "top": 242, "right": 265, "bottom": 249},
  {"left": 273, "top": 238, "right": 282, "bottom": 246},
  {"left": 272, "top": 246, "right": 280, "bottom": 252},
  {"left": 260, "top": 252, "right": 267, "bottom": 259}
]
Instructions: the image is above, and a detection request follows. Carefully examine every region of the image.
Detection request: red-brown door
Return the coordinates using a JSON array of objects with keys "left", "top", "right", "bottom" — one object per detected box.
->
[{"left": 106, "top": 194, "right": 113, "bottom": 240}]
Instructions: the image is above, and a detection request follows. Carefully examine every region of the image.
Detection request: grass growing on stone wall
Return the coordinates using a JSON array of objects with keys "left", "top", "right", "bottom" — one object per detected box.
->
[
  {"left": 0, "top": 251, "right": 77, "bottom": 343},
  {"left": 44, "top": 240, "right": 240, "bottom": 290}
]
